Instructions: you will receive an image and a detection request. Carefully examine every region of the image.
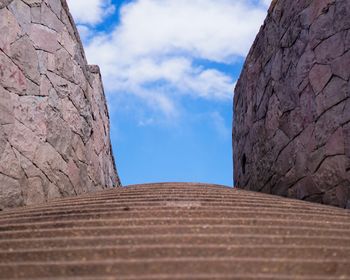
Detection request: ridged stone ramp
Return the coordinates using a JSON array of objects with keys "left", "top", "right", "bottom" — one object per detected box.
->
[{"left": 0, "top": 183, "right": 350, "bottom": 279}]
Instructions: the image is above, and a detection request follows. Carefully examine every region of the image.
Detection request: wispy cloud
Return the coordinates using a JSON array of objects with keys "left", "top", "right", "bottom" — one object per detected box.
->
[
  {"left": 210, "top": 111, "right": 231, "bottom": 140},
  {"left": 69, "top": 0, "right": 268, "bottom": 119},
  {"left": 67, "top": 0, "right": 115, "bottom": 25},
  {"left": 260, "top": 0, "right": 272, "bottom": 8}
]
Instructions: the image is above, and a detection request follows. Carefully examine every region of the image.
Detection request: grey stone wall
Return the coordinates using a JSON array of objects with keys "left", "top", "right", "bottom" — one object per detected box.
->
[
  {"left": 0, "top": 0, "right": 121, "bottom": 209},
  {"left": 233, "top": 0, "right": 350, "bottom": 208}
]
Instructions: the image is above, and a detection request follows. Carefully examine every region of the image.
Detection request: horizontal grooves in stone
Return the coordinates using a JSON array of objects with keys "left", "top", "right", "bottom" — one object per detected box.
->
[
  {"left": 0, "top": 183, "right": 349, "bottom": 279},
  {"left": 1, "top": 209, "right": 348, "bottom": 226},
  {"left": 2, "top": 235, "right": 350, "bottom": 251},
  {"left": 6, "top": 197, "right": 344, "bottom": 213},
  {"left": 24, "top": 275, "right": 348, "bottom": 280},
  {"left": 1, "top": 245, "right": 349, "bottom": 262},
  {"left": 1, "top": 225, "right": 350, "bottom": 240},
  {"left": 1, "top": 258, "right": 350, "bottom": 278},
  {"left": 1, "top": 217, "right": 349, "bottom": 231}
]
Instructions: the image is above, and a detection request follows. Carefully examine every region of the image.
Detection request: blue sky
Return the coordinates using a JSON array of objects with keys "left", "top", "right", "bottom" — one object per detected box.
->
[{"left": 67, "top": 0, "right": 270, "bottom": 186}]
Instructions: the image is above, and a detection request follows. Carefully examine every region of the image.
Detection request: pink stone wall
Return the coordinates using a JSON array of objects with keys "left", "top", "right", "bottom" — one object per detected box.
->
[
  {"left": 233, "top": 0, "right": 350, "bottom": 208},
  {"left": 0, "top": 0, "right": 121, "bottom": 209}
]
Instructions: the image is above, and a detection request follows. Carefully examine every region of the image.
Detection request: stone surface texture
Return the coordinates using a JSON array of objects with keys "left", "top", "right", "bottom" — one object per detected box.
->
[
  {"left": 233, "top": 0, "right": 350, "bottom": 208},
  {"left": 0, "top": 183, "right": 349, "bottom": 279},
  {"left": 0, "top": 0, "right": 120, "bottom": 209}
]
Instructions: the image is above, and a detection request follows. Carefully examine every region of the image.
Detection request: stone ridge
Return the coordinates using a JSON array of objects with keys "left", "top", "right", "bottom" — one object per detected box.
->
[
  {"left": 0, "top": 182, "right": 349, "bottom": 279},
  {"left": 0, "top": 0, "right": 121, "bottom": 210},
  {"left": 233, "top": 0, "right": 350, "bottom": 208}
]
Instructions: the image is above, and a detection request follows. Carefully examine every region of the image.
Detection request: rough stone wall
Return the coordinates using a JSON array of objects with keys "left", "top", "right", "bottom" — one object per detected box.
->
[
  {"left": 0, "top": 0, "right": 121, "bottom": 209},
  {"left": 233, "top": 0, "right": 350, "bottom": 208}
]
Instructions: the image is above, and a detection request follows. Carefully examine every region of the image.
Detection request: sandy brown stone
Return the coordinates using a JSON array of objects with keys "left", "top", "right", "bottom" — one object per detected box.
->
[{"left": 0, "top": 183, "right": 349, "bottom": 278}]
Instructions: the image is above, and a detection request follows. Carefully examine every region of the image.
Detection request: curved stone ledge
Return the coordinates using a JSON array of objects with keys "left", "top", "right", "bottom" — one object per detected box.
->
[{"left": 0, "top": 183, "right": 349, "bottom": 278}]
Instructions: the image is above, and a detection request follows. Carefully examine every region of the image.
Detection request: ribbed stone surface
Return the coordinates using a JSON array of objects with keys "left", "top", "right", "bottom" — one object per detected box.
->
[{"left": 0, "top": 182, "right": 349, "bottom": 279}]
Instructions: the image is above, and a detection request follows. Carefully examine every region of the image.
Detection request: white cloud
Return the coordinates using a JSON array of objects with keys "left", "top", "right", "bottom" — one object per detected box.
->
[
  {"left": 210, "top": 111, "right": 231, "bottom": 139},
  {"left": 68, "top": 0, "right": 268, "bottom": 118},
  {"left": 67, "top": 0, "right": 115, "bottom": 25},
  {"left": 76, "top": 25, "right": 91, "bottom": 42},
  {"left": 88, "top": 0, "right": 267, "bottom": 61},
  {"left": 260, "top": 0, "right": 272, "bottom": 8}
]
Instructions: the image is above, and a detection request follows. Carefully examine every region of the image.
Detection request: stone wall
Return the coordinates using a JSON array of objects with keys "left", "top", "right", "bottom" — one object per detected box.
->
[
  {"left": 0, "top": 0, "right": 121, "bottom": 209},
  {"left": 233, "top": 0, "right": 350, "bottom": 208}
]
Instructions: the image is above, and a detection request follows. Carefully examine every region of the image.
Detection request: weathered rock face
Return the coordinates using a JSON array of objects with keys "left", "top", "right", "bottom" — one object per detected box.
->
[
  {"left": 0, "top": 0, "right": 121, "bottom": 209},
  {"left": 233, "top": 0, "right": 350, "bottom": 208}
]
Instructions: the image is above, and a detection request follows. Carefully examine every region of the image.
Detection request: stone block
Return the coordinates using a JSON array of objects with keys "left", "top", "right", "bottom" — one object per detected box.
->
[
  {"left": 312, "top": 155, "right": 348, "bottom": 192},
  {"left": 309, "top": 64, "right": 332, "bottom": 94},
  {"left": 7, "top": 120, "right": 41, "bottom": 161},
  {"left": 0, "top": 0, "right": 15, "bottom": 9},
  {"left": 46, "top": 108, "right": 73, "bottom": 161},
  {"left": 344, "top": 123, "right": 350, "bottom": 158},
  {"left": 307, "top": 0, "right": 335, "bottom": 22},
  {"left": 29, "top": 24, "right": 59, "bottom": 53},
  {"left": 345, "top": 30, "right": 350, "bottom": 50},
  {"left": 0, "top": 173, "right": 23, "bottom": 209},
  {"left": 25, "top": 76, "right": 40, "bottom": 96},
  {"left": 290, "top": 176, "right": 321, "bottom": 201},
  {"left": 8, "top": 0, "right": 31, "bottom": 33},
  {"left": 309, "top": 5, "right": 336, "bottom": 48},
  {"left": 265, "top": 94, "right": 281, "bottom": 135},
  {"left": 0, "top": 8, "right": 21, "bottom": 54},
  {"left": 10, "top": 35, "right": 40, "bottom": 83},
  {"left": 25, "top": 177, "right": 46, "bottom": 205},
  {"left": 12, "top": 95, "right": 48, "bottom": 141},
  {"left": 334, "top": 0, "right": 350, "bottom": 32},
  {"left": 41, "top": 2, "right": 63, "bottom": 32},
  {"left": 23, "top": 0, "right": 42, "bottom": 6},
  {"left": 314, "top": 102, "right": 344, "bottom": 147},
  {"left": 46, "top": 0, "right": 61, "bottom": 18},
  {"left": 55, "top": 48, "right": 74, "bottom": 81},
  {"left": 331, "top": 50, "right": 350, "bottom": 80},
  {"left": 47, "top": 182, "right": 61, "bottom": 200},
  {"left": 316, "top": 76, "right": 348, "bottom": 117},
  {"left": 30, "top": 6, "right": 41, "bottom": 23},
  {"left": 0, "top": 86, "right": 14, "bottom": 125},
  {"left": 323, "top": 184, "right": 348, "bottom": 208},
  {"left": 325, "top": 127, "right": 345, "bottom": 156},
  {"left": 34, "top": 141, "right": 68, "bottom": 175},
  {"left": 53, "top": 170, "right": 76, "bottom": 197},
  {"left": 0, "top": 142, "right": 22, "bottom": 179},
  {"left": 67, "top": 159, "right": 84, "bottom": 194},
  {"left": 0, "top": 50, "right": 27, "bottom": 94},
  {"left": 37, "top": 50, "right": 48, "bottom": 74},
  {"left": 315, "top": 32, "right": 345, "bottom": 64},
  {"left": 39, "top": 74, "right": 51, "bottom": 96},
  {"left": 296, "top": 48, "right": 316, "bottom": 87},
  {"left": 59, "top": 29, "right": 76, "bottom": 57}
]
